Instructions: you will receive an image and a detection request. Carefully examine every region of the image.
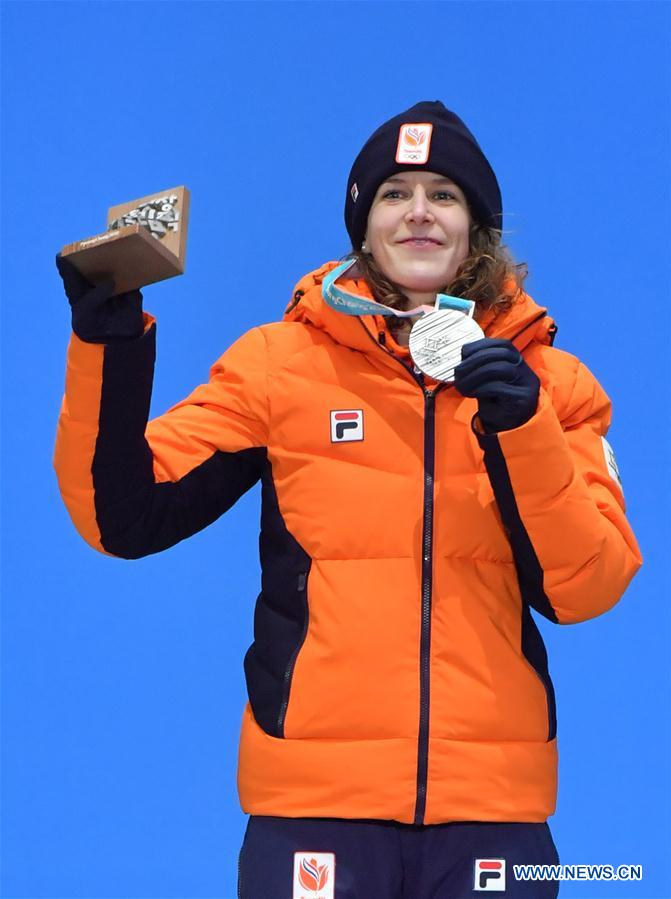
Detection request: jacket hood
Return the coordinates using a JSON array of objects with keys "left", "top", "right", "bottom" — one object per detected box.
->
[{"left": 283, "top": 261, "right": 556, "bottom": 365}]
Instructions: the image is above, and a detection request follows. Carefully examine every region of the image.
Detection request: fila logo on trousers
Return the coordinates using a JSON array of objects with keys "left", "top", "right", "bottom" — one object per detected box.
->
[
  {"left": 330, "top": 409, "right": 364, "bottom": 442},
  {"left": 474, "top": 858, "right": 506, "bottom": 891}
]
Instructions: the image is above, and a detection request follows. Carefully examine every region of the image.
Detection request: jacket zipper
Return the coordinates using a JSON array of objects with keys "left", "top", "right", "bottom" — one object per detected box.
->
[
  {"left": 414, "top": 385, "right": 437, "bottom": 824},
  {"left": 353, "top": 315, "right": 552, "bottom": 821},
  {"left": 356, "top": 319, "right": 447, "bottom": 825}
]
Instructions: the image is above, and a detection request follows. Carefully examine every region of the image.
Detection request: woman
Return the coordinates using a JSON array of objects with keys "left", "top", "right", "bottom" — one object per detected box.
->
[{"left": 54, "top": 101, "right": 642, "bottom": 898}]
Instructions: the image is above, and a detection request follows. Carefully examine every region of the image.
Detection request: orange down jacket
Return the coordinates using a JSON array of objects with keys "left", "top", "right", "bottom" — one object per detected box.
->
[{"left": 54, "top": 261, "right": 642, "bottom": 825}]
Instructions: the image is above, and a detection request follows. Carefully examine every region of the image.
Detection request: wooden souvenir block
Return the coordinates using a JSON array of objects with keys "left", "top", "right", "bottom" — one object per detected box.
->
[{"left": 60, "top": 186, "right": 190, "bottom": 294}]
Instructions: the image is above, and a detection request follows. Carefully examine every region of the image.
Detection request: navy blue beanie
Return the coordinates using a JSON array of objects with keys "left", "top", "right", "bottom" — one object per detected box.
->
[{"left": 345, "top": 101, "right": 502, "bottom": 250}]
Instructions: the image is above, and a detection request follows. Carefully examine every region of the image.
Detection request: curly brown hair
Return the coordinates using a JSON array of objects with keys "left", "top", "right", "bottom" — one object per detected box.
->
[{"left": 349, "top": 223, "right": 529, "bottom": 339}]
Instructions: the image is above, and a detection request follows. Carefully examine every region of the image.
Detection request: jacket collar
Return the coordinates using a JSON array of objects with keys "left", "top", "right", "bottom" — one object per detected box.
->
[{"left": 283, "top": 261, "right": 556, "bottom": 369}]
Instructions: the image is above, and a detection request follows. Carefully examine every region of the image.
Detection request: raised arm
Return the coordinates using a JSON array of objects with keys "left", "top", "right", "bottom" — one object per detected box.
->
[{"left": 53, "top": 255, "right": 269, "bottom": 559}]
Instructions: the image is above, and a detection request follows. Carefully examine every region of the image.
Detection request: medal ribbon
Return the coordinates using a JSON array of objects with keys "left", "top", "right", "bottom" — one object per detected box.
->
[{"left": 321, "top": 258, "right": 476, "bottom": 318}]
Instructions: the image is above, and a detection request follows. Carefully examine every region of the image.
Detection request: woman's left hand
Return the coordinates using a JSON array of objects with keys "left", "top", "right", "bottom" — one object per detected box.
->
[{"left": 454, "top": 337, "right": 540, "bottom": 433}]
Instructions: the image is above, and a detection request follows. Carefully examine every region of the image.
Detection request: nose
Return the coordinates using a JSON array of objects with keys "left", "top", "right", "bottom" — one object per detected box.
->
[{"left": 405, "top": 185, "right": 434, "bottom": 224}]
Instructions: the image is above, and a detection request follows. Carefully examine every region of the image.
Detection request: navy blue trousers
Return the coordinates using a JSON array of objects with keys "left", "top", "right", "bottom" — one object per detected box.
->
[{"left": 237, "top": 815, "right": 560, "bottom": 898}]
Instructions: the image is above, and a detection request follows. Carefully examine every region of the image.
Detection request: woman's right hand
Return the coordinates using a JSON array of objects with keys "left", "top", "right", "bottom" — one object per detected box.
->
[{"left": 55, "top": 252, "right": 144, "bottom": 343}]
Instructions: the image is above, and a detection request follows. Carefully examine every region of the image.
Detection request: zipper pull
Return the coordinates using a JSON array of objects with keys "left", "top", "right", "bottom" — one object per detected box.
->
[{"left": 414, "top": 366, "right": 425, "bottom": 388}]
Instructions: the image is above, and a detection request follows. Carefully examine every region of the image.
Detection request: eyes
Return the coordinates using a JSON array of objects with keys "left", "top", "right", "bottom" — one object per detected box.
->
[{"left": 379, "top": 188, "right": 459, "bottom": 203}]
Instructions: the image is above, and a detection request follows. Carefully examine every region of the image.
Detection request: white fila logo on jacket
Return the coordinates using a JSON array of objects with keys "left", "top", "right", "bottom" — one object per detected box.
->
[{"left": 330, "top": 409, "right": 364, "bottom": 442}]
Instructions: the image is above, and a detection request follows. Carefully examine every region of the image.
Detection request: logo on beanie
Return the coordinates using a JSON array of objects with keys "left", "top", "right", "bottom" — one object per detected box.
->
[
  {"left": 293, "top": 851, "right": 335, "bottom": 898},
  {"left": 350, "top": 182, "right": 359, "bottom": 202},
  {"left": 396, "top": 123, "right": 433, "bottom": 164}
]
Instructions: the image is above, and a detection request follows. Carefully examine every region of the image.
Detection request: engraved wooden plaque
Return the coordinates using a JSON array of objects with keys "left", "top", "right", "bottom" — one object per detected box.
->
[{"left": 60, "top": 186, "right": 190, "bottom": 294}]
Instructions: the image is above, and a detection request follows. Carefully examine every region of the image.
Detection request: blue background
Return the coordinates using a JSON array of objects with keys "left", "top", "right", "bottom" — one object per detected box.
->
[{"left": 2, "top": 2, "right": 669, "bottom": 897}]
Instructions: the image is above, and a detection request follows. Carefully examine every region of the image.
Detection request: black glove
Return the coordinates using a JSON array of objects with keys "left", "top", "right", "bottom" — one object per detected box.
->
[
  {"left": 55, "top": 252, "right": 144, "bottom": 343},
  {"left": 454, "top": 337, "right": 540, "bottom": 434}
]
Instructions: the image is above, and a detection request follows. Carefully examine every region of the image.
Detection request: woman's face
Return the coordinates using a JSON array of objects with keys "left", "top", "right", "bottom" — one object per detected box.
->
[{"left": 365, "top": 171, "right": 472, "bottom": 299}]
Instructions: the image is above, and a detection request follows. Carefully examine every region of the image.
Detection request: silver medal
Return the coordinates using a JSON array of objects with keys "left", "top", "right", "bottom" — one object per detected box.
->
[{"left": 409, "top": 309, "right": 484, "bottom": 382}]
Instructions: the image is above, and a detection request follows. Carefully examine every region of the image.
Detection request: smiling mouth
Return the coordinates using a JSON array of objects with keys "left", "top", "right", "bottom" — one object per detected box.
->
[{"left": 400, "top": 238, "right": 443, "bottom": 246}]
